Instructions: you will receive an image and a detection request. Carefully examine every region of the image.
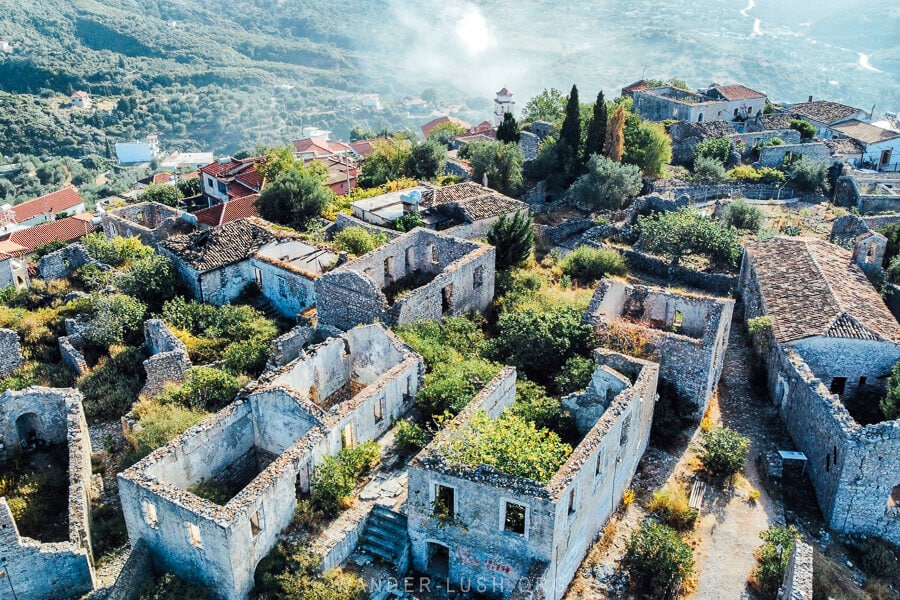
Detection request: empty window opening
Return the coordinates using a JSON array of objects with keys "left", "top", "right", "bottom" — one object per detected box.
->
[
  {"left": 826, "top": 454, "right": 831, "bottom": 472},
  {"left": 405, "top": 246, "right": 415, "bottom": 273},
  {"left": 384, "top": 257, "right": 394, "bottom": 283},
  {"left": 734, "top": 108, "right": 739, "bottom": 117},
  {"left": 829, "top": 377, "right": 847, "bottom": 396},
  {"left": 866, "top": 244, "right": 876, "bottom": 263},
  {"left": 889, "top": 484, "right": 900, "bottom": 508},
  {"left": 620, "top": 414, "right": 632, "bottom": 447},
  {"left": 673, "top": 310, "right": 684, "bottom": 331},
  {"left": 430, "top": 244, "right": 439, "bottom": 265},
  {"left": 595, "top": 449, "right": 606, "bottom": 478},
  {"left": 503, "top": 502, "right": 527, "bottom": 535},
  {"left": 341, "top": 424, "right": 354, "bottom": 449},
  {"left": 568, "top": 488, "right": 576, "bottom": 515},
  {"left": 15, "top": 412, "right": 44, "bottom": 449},
  {"left": 434, "top": 484, "right": 455, "bottom": 519},
  {"left": 254, "top": 267, "right": 262, "bottom": 287},
  {"left": 374, "top": 396, "right": 384, "bottom": 423},
  {"left": 858, "top": 376, "right": 867, "bottom": 390},
  {"left": 404, "top": 375, "right": 414, "bottom": 402},
  {"left": 441, "top": 284, "right": 453, "bottom": 316},
  {"left": 697, "top": 113, "right": 704, "bottom": 122},
  {"left": 250, "top": 510, "right": 261, "bottom": 537},
  {"left": 473, "top": 265, "right": 484, "bottom": 289},
  {"left": 427, "top": 542, "right": 450, "bottom": 578},
  {"left": 833, "top": 446, "right": 838, "bottom": 465},
  {"left": 187, "top": 523, "right": 203, "bottom": 548},
  {"left": 142, "top": 501, "right": 158, "bottom": 528}
]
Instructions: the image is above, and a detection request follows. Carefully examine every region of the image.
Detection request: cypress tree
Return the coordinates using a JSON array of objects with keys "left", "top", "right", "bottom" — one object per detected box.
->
[
  {"left": 583, "top": 91, "right": 607, "bottom": 163},
  {"left": 560, "top": 84, "right": 581, "bottom": 160},
  {"left": 496, "top": 112, "right": 521, "bottom": 144}
]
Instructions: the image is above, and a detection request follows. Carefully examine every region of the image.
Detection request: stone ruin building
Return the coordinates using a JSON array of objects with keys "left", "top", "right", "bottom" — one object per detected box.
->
[
  {"left": 141, "top": 319, "right": 192, "bottom": 397},
  {"left": 160, "top": 217, "right": 339, "bottom": 318},
  {"left": 829, "top": 213, "right": 891, "bottom": 276},
  {"left": 407, "top": 351, "right": 659, "bottom": 600},
  {"left": 101, "top": 201, "right": 195, "bottom": 249},
  {"left": 316, "top": 228, "right": 495, "bottom": 331},
  {"left": 0, "top": 387, "right": 95, "bottom": 599},
  {"left": 118, "top": 324, "right": 424, "bottom": 599},
  {"left": 583, "top": 278, "right": 733, "bottom": 419},
  {"left": 741, "top": 237, "right": 900, "bottom": 544}
]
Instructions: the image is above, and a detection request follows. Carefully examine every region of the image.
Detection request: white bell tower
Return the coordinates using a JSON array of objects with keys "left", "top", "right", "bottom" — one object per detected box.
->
[{"left": 494, "top": 87, "right": 514, "bottom": 126}]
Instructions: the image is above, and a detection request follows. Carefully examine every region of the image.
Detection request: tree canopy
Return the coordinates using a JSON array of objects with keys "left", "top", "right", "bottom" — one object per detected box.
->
[
  {"left": 139, "top": 183, "right": 181, "bottom": 207},
  {"left": 521, "top": 88, "right": 566, "bottom": 125},
  {"left": 496, "top": 111, "right": 521, "bottom": 144},
  {"left": 256, "top": 164, "right": 331, "bottom": 230},
  {"left": 569, "top": 154, "right": 643, "bottom": 211},
  {"left": 487, "top": 211, "right": 534, "bottom": 270},
  {"left": 461, "top": 141, "right": 524, "bottom": 197},
  {"left": 637, "top": 207, "right": 741, "bottom": 268},
  {"left": 582, "top": 91, "right": 608, "bottom": 165}
]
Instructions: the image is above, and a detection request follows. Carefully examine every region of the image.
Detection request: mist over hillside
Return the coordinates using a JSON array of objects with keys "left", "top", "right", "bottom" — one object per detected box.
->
[{"left": 0, "top": 0, "right": 896, "bottom": 155}]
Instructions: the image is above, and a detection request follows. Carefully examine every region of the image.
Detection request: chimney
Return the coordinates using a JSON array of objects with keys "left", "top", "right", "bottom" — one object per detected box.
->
[{"left": 808, "top": 95, "right": 813, "bottom": 103}]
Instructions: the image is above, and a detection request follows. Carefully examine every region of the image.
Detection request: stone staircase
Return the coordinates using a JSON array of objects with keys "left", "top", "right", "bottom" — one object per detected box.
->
[
  {"left": 359, "top": 504, "right": 409, "bottom": 568},
  {"left": 251, "top": 295, "right": 280, "bottom": 320}
]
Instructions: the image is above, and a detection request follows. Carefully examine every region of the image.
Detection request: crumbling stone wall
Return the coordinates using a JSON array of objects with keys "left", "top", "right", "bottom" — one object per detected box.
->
[
  {"left": 777, "top": 539, "right": 813, "bottom": 600},
  {"left": 119, "top": 325, "right": 424, "bottom": 600},
  {"left": 0, "top": 328, "right": 24, "bottom": 378},
  {"left": 0, "top": 387, "right": 95, "bottom": 599},
  {"left": 407, "top": 354, "right": 658, "bottom": 600},
  {"left": 104, "top": 539, "right": 153, "bottom": 600},
  {"left": 835, "top": 175, "right": 900, "bottom": 213},
  {"left": 102, "top": 202, "right": 192, "bottom": 248},
  {"left": 141, "top": 319, "right": 191, "bottom": 397},
  {"left": 756, "top": 143, "right": 829, "bottom": 168},
  {"left": 316, "top": 229, "right": 495, "bottom": 330},
  {"left": 584, "top": 279, "right": 733, "bottom": 418},
  {"left": 38, "top": 242, "right": 95, "bottom": 281},
  {"left": 59, "top": 335, "right": 89, "bottom": 376}
]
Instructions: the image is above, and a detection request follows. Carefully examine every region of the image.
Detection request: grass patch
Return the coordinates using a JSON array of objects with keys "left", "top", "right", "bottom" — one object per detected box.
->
[{"left": 0, "top": 446, "right": 69, "bottom": 542}]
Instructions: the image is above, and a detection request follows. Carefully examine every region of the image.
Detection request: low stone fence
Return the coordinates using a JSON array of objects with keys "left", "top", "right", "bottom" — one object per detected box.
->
[
  {"left": 59, "top": 336, "right": 89, "bottom": 376},
  {"left": 777, "top": 540, "right": 813, "bottom": 600},
  {"left": 618, "top": 248, "right": 737, "bottom": 295}
]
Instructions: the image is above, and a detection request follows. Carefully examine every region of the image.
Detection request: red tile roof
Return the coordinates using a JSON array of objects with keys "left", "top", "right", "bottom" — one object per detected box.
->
[
  {"left": 421, "top": 116, "right": 472, "bottom": 138},
  {"left": 4, "top": 214, "right": 96, "bottom": 253},
  {"left": 194, "top": 195, "right": 260, "bottom": 227},
  {"left": 199, "top": 157, "right": 264, "bottom": 178},
  {"left": 710, "top": 84, "right": 766, "bottom": 101},
  {"left": 349, "top": 139, "right": 380, "bottom": 157},
  {"left": 292, "top": 138, "right": 353, "bottom": 157},
  {"left": 11, "top": 188, "right": 85, "bottom": 223},
  {"left": 152, "top": 172, "right": 173, "bottom": 184},
  {"left": 0, "top": 240, "right": 27, "bottom": 258}
]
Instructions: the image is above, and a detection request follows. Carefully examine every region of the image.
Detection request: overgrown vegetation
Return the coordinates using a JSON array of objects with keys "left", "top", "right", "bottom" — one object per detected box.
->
[
  {"left": 137, "top": 571, "right": 210, "bottom": 600},
  {"left": 637, "top": 207, "right": 742, "bottom": 269},
  {"left": 749, "top": 525, "right": 800, "bottom": 598},
  {"left": 333, "top": 226, "right": 388, "bottom": 257},
  {"left": 881, "top": 360, "right": 900, "bottom": 421},
  {"left": 696, "top": 426, "right": 750, "bottom": 479},
  {"left": 722, "top": 199, "right": 764, "bottom": 233},
  {"left": 647, "top": 482, "right": 698, "bottom": 531},
  {"left": 558, "top": 246, "right": 628, "bottom": 285},
  {"left": 487, "top": 211, "right": 534, "bottom": 270},
  {"left": 253, "top": 543, "right": 366, "bottom": 600},
  {"left": 310, "top": 441, "right": 380, "bottom": 517},
  {"left": 624, "top": 519, "right": 695, "bottom": 595},
  {"left": 78, "top": 344, "right": 147, "bottom": 420},
  {"left": 123, "top": 397, "right": 208, "bottom": 465},
  {"left": 0, "top": 446, "right": 69, "bottom": 542}
]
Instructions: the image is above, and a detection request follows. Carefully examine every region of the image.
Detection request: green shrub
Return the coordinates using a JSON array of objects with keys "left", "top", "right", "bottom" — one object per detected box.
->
[
  {"left": 694, "top": 137, "right": 731, "bottom": 165},
  {"left": 509, "top": 379, "right": 574, "bottom": 437},
  {"left": 757, "top": 167, "right": 785, "bottom": 184},
  {"left": 722, "top": 199, "right": 764, "bottom": 232},
  {"left": 116, "top": 253, "right": 179, "bottom": 311},
  {"left": 333, "top": 226, "right": 387, "bottom": 256},
  {"left": 697, "top": 426, "right": 750, "bottom": 478},
  {"left": 163, "top": 367, "right": 246, "bottom": 412},
  {"left": 81, "top": 232, "right": 153, "bottom": 267},
  {"left": 857, "top": 537, "right": 900, "bottom": 585},
  {"left": 487, "top": 211, "right": 534, "bottom": 270},
  {"left": 395, "top": 315, "right": 484, "bottom": 368},
  {"left": 881, "top": 361, "right": 900, "bottom": 421},
  {"left": 78, "top": 345, "right": 148, "bottom": 420},
  {"left": 569, "top": 154, "right": 643, "bottom": 211},
  {"left": 558, "top": 246, "right": 628, "bottom": 284},
  {"left": 222, "top": 336, "right": 269, "bottom": 376},
  {"left": 124, "top": 399, "right": 207, "bottom": 464},
  {"left": 395, "top": 419, "right": 429, "bottom": 450},
  {"left": 637, "top": 207, "right": 742, "bottom": 269},
  {"left": 553, "top": 355, "right": 596, "bottom": 396},
  {"left": 416, "top": 357, "right": 501, "bottom": 417},
  {"left": 789, "top": 118, "right": 817, "bottom": 140},
  {"left": 138, "top": 572, "right": 210, "bottom": 600},
  {"left": 85, "top": 293, "right": 147, "bottom": 347},
  {"left": 254, "top": 543, "right": 367, "bottom": 600},
  {"left": 338, "top": 441, "right": 380, "bottom": 475},
  {"left": 624, "top": 520, "right": 695, "bottom": 594},
  {"left": 441, "top": 410, "right": 572, "bottom": 483},
  {"left": 311, "top": 456, "right": 356, "bottom": 517},
  {"left": 693, "top": 156, "right": 728, "bottom": 184},
  {"left": 648, "top": 482, "right": 698, "bottom": 531},
  {"left": 747, "top": 316, "right": 773, "bottom": 336},
  {"left": 392, "top": 211, "right": 423, "bottom": 232},
  {"left": 789, "top": 157, "right": 829, "bottom": 192},
  {"left": 750, "top": 526, "right": 800, "bottom": 597},
  {"left": 727, "top": 165, "right": 761, "bottom": 182}
]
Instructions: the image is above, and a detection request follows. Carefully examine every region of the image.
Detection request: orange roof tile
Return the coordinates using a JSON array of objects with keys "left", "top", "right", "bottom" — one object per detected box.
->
[
  {"left": 194, "top": 195, "right": 261, "bottom": 227},
  {"left": 5, "top": 214, "right": 96, "bottom": 253},
  {"left": 11, "top": 188, "right": 85, "bottom": 222}
]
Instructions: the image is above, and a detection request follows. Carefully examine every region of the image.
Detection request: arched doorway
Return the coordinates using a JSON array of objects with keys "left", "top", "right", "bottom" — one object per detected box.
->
[{"left": 15, "top": 412, "right": 44, "bottom": 449}]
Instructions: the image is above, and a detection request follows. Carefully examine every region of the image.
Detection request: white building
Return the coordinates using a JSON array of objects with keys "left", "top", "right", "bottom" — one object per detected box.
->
[{"left": 71, "top": 91, "right": 92, "bottom": 109}]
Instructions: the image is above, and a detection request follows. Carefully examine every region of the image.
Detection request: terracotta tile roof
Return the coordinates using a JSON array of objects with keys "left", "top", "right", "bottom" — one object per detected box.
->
[
  {"left": 161, "top": 217, "right": 296, "bottom": 272},
  {"left": 421, "top": 182, "right": 527, "bottom": 221},
  {"left": 710, "top": 84, "right": 766, "bottom": 101},
  {"left": 193, "top": 195, "right": 260, "bottom": 227},
  {"left": 757, "top": 113, "right": 794, "bottom": 130},
  {"left": 292, "top": 138, "right": 352, "bottom": 157},
  {"left": 349, "top": 139, "right": 381, "bottom": 157},
  {"left": 0, "top": 240, "right": 27, "bottom": 258},
  {"left": 745, "top": 237, "right": 900, "bottom": 344},
  {"left": 789, "top": 101, "right": 862, "bottom": 125},
  {"left": 152, "top": 173, "right": 173, "bottom": 184},
  {"left": 421, "top": 116, "right": 472, "bottom": 138},
  {"left": 12, "top": 188, "right": 85, "bottom": 222},
  {"left": 199, "top": 157, "right": 264, "bottom": 179},
  {"left": 5, "top": 214, "right": 96, "bottom": 253},
  {"left": 831, "top": 119, "right": 900, "bottom": 145},
  {"left": 622, "top": 80, "right": 650, "bottom": 95},
  {"left": 823, "top": 138, "right": 865, "bottom": 157}
]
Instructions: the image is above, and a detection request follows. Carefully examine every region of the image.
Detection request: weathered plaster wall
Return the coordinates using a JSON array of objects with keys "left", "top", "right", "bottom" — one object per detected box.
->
[
  {"left": 250, "top": 256, "right": 316, "bottom": 316},
  {"left": 102, "top": 202, "right": 190, "bottom": 248}
]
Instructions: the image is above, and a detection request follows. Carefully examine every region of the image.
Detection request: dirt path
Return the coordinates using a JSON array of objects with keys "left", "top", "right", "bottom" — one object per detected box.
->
[{"left": 688, "top": 324, "right": 789, "bottom": 600}]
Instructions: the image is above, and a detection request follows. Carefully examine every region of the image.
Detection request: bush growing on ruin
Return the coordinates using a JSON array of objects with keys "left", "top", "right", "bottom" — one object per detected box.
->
[
  {"left": 116, "top": 253, "right": 179, "bottom": 311},
  {"left": 339, "top": 441, "right": 380, "bottom": 474},
  {"left": 694, "top": 137, "right": 732, "bottom": 165},
  {"left": 123, "top": 398, "right": 207, "bottom": 465},
  {"left": 553, "top": 354, "right": 596, "bottom": 396},
  {"left": 462, "top": 140, "right": 525, "bottom": 197},
  {"left": 637, "top": 207, "right": 742, "bottom": 269},
  {"left": 311, "top": 442, "right": 381, "bottom": 517},
  {"left": 333, "top": 226, "right": 388, "bottom": 256},
  {"left": 163, "top": 367, "right": 246, "bottom": 412},
  {"left": 78, "top": 344, "right": 148, "bottom": 419},
  {"left": 722, "top": 199, "right": 764, "bottom": 233},
  {"left": 696, "top": 426, "right": 750, "bottom": 478},
  {"left": 857, "top": 537, "right": 900, "bottom": 585},
  {"left": 789, "top": 118, "right": 817, "bottom": 140},
  {"left": 750, "top": 526, "right": 800, "bottom": 597},
  {"left": 256, "top": 164, "right": 332, "bottom": 230},
  {"left": 624, "top": 520, "right": 695, "bottom": 594},
  {"left": 254, "top": 543, "right": 366, "bottom": 600},
  {"left": 789, "top": 157, "right": 830, "bottom": 193},
  {"left": 487, "top": 211, "right": 534, "bottom": 270},
  {"left": 647, "top": 482, "right": 698, "bottom": 531},
  {"left": 82, "top": 231, "right": 154, "bottom": 267},
  {"left": 394, "top": 314, "right": 485, "bottom": 368},
  {"left": 558, "top": 245, "right": 628, "bottom": 284},
  {"left": 485, "top": 306, "right": 592, "bottom": 386},
  {"left": 509, "top": 379, "right": 575, "bottom": 438},
  {"left": 692, "top": 156, "right": 728, "bottom": 184},
  {"left": 415, "top": 357, "right": 501, "bottom": 418},
  {"left": 86, "top": 293, "right": 147, "bottom": 347},
  {"left": 395, "top": 418, "right": 429, "bottom": 450},
  {"left": 138, "top": 572, "right": 210, "bottom": 600}
]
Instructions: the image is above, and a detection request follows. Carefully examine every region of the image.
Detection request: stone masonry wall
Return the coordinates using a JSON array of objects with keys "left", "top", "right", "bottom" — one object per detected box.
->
[
  {"left": 0, "top": 328, "right": 24, "bottom": 378},
  {"left": 38, "top": 243, "right": 95, "bottom": 281},
  {"left": 757, "top": 143, "right": 829, "bottom": 168},
  {"left": 104, "top": 539, "right": 153, "bottom": 600},
  {"left": 141, "top": 319, "right": 191, "bottom": 397},
  {"left": 777, "top": 539, "right": 813, "bottom": 600}
]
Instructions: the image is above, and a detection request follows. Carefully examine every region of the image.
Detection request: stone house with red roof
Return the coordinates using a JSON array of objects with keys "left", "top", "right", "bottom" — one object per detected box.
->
[
  {"left": 199, "top": 157, "right": 265, "bottom": 206},
  {"left": 5, "top": 188, "right": 86, "bottom": 228},
  {"left": 1, "top": 214, "right": 97, "bottom": 255},
  {"left": 740, "top": 237, "right": 900, "bottom": 544},
  {"left": 787, "top": 99, "right": 870, "bottom": 139},
  {"left": 160, "top": 218, "right": 338, "bottom": 317},
  {"left": 703, "top": 84, "right": 767, "bottom": 121}
]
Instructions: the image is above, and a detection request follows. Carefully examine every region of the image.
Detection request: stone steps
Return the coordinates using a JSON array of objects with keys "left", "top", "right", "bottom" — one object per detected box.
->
[{"left": 359, "top": 504, "right": 409, "bottom": 565}]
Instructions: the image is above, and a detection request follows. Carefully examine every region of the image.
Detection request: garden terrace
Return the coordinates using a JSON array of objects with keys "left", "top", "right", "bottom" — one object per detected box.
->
[
  {"left": 118, "top": 324, "right": 423, "bottom": 600},
  {"left": 407, "top": 353, "right": 659, "bottom": 600},
  {"left": 0, "top": 387, "right": 96, "bottom": 599}
]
